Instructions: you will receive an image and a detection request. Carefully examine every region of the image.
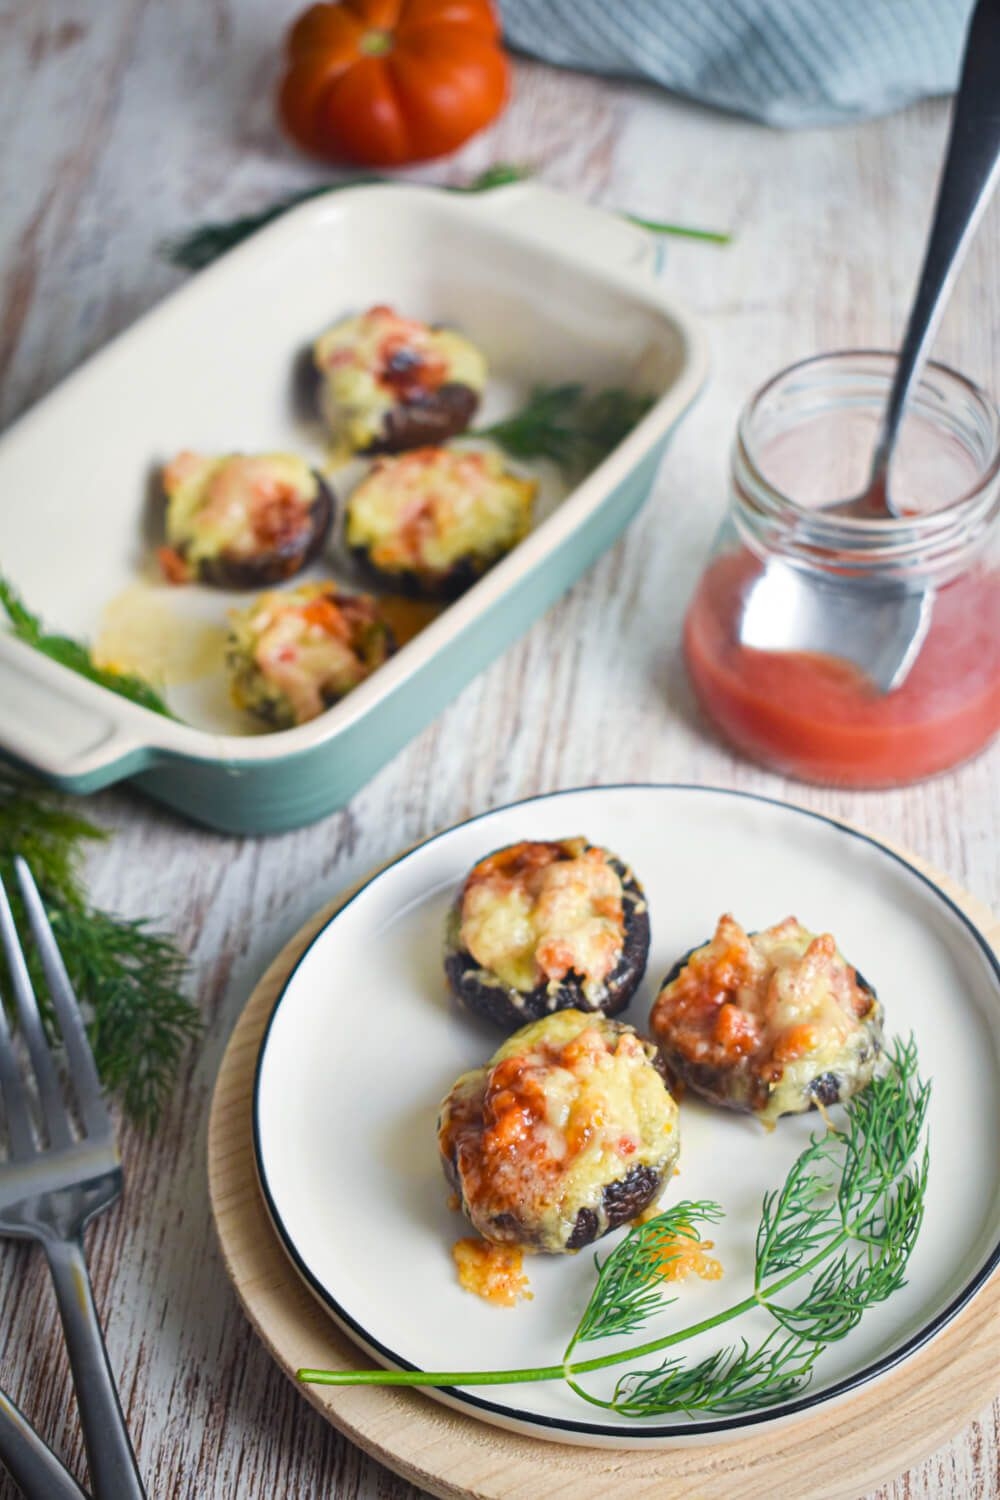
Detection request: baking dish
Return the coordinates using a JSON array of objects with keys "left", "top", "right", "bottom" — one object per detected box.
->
[{"left": 0, "top": 182, "right": 707, "bottom": 834}]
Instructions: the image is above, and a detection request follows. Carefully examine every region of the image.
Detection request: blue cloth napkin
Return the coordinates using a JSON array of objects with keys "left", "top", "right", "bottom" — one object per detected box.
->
[{"left": 498, "top": 0, "right": 972, "bottom": 127}]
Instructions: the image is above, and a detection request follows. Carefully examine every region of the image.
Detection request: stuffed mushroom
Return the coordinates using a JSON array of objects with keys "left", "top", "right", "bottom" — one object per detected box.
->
[
  {"left": 438, "top": 1010, "right": 680, "bottom": 1254},
  {"left": 226, "top": 581, "right": 393, "bottom": 728},
  {"left": 312, "top": 304, "right": 486, "bottom": 455},
  {"left": 346, "top": 446, "right": 536, "bottom": 598},
  {"left": 444, "top": 838, "right": 650, "bottom": 1031},
  {"left": 158, "top": 450, "right": 333, "bottom": 589},
  {"left": 649, "top": 914, "right": 883, "bottom": 1127}
]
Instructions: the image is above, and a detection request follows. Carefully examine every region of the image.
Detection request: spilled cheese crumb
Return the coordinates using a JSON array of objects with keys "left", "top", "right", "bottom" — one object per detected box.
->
[{"left": 452, "top": 1238, "right": 533, "bottom": 1307}]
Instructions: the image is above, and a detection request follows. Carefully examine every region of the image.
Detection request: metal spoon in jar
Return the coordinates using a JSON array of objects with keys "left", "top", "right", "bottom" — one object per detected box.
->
[{"left": 739, "top": 0, "right": 1000, "bottom": 691}]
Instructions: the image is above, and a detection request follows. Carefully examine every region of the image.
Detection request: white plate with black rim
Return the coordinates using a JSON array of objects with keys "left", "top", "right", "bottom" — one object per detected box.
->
[{"left": 252, "top": 785, "right": 1000, "bottom": 1448}]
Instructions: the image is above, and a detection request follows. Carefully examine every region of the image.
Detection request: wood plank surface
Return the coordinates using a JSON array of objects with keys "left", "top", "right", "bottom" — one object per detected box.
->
[{"left": 1, "top": 4, "right": 998, "bottom": 1497}]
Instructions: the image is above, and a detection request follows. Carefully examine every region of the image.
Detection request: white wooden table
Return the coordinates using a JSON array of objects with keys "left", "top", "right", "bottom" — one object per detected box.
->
[{"left": 1, "top": 6, "right": 998, "bottom": 1497}]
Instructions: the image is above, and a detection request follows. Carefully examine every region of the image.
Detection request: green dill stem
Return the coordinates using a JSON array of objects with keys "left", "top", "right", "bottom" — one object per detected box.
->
[
  {"left": 625, "top": 214, "right": 732, "bottom": 244},
  {"left": 296, "top": 1299, "right": 757, "bottom": 1388},
  {"left": 297, "top": 1230, "right": 859, "bottom": 1390},
  {"left": 296, "top": 1296, "right": 758, "bottom": 1389},
  {"left": 298, "top": 1365, "right": 566, "bottom": 1388}
]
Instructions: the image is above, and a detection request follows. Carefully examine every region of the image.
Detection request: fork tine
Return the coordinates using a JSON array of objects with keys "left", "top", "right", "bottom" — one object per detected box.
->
[
  {"left": 0, "top": 874, "right": 74, "bottom": 1151},
  {"left": 14, "top": 859, "right": 112, "bottom": 1145},
  {"left": 0, "top": 982, "right": 37, "bottom": 1161}
]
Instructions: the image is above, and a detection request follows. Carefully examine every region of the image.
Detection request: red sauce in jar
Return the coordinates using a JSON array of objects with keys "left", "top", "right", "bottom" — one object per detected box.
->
[{"left": 684, "top": 549, "right": 1000, "bottom": 786}]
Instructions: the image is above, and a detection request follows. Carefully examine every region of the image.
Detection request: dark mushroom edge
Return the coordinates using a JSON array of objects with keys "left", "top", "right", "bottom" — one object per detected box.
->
[
  {"left": 444, "top": 840, "right": 651, "bottom": 1032},
  {"left": 196, "top": 477, "right": 333, "bottom": 590},
  {"left": 303, "top": 359, "right": 479, "bottom": 455},
  {"left": 311, "top": 306, "right": 486, "bottom": 457},
  {"left": 348, "top": 541, "right": 500, "bottom": 602},
  {"left": 365, "top": 383, "right": 480, "bottom": 454}
]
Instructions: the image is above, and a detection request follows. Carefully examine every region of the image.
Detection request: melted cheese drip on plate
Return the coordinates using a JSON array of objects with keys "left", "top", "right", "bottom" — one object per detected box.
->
[
  {"left": 655, "top": 1226, "right": 724, "bottom": 1284},
  {"left": 451, "top": 1238, "right": 533, "bottom": 1307}
]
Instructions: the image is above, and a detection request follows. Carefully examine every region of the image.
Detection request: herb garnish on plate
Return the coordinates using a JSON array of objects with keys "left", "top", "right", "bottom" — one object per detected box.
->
[{"left": 299, "top": 1038, "right": 929, "bottom": 1418}]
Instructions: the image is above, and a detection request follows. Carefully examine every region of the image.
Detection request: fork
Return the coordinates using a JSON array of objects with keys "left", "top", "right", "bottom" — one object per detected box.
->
[
  {"left": 0, "top": 1384, "right": 90, "bottom": 1498},
  {"left": 0, "top": 858, "right": 146, "bottom": 1499}
]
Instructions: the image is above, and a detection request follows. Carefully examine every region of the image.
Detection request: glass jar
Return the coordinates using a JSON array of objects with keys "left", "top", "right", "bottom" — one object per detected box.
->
[{"left": 683, "top": 351, "right": 1000, "bottom": 787}]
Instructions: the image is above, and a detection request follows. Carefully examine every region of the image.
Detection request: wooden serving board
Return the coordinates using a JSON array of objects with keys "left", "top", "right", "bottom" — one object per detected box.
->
[{"left": 206, "top": 837, "right": 1000, "bottom": 1500}]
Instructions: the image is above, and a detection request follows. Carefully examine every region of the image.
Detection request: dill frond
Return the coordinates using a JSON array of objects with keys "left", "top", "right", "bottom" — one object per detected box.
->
[
  {"left": 473, "top": 384, "right": 656, "bottom": 474},
  {"left": 0, "top": 770, "right": 199, "bottom": 1130}
]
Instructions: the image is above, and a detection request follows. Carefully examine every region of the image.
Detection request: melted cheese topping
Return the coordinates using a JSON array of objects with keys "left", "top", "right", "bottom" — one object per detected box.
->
[
  {"left": 346, "top": 447, "right": 535, "bottom": 582},
  {"left": 457, "top": 840, "right": 627, "bottom": 1000},
  {"left": 650, "top": 915, "right": 879, "bottom": 1125},
  {"left": 227, "top": 582, "right": 387, "bottom": 727},
  {"left": 451, "top": 1238, "right": 533, "bottom": 1307},
  {"left": 313, "top": 305, "right": 487, "bottom": 452},
  {"left": 439, "top": 1011, "right": 680, "bottom": 1254},
  {"left": 163, "top": 451, "right": 319, "bottom": 566}
]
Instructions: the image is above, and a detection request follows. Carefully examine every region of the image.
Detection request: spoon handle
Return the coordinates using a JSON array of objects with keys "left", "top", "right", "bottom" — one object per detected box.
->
[{"left": 875, "top": 0, "right": 1000, "bottom": 483}]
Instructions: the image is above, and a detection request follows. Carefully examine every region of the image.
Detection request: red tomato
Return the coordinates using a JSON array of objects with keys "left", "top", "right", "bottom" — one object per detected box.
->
[{"left": 278, "top": 0, "right": 510, "bottom": 167}]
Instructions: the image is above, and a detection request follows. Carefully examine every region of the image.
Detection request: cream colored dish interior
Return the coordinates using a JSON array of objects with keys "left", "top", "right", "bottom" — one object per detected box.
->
[{"left": 0, "top": 185, "right": 688, "bottom": 737}]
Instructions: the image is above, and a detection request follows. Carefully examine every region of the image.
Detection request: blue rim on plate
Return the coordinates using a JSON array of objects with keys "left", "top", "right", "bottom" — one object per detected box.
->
[{"left": 251, "top": 783, "right": 1000, "bottom": 1441}]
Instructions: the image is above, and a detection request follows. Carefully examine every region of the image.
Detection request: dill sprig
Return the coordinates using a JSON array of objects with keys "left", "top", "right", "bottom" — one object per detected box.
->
[
  {"left": 0, "top": 576, "right": 174, "bottom": 719},
  {"left": 298, "top": 1038, "right": 930, "bottom": 1420},
  {"left": 572, "top": 1202, "right": 724, "bottom": 1345},
  {"left": 473, "top": 383, "right": 655, "bottom": 474},
  {"left": 0, "top": 770, "right": 200, "bottom": 1130}
]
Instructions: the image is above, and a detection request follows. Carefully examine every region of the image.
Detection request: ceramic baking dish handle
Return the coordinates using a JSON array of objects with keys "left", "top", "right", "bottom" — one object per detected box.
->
[
  {"left": 0, "top": 639, "right": 150, "bottom": 787},
  {"left": 467, "top": 182, "right": 658, "bottom": 277}
]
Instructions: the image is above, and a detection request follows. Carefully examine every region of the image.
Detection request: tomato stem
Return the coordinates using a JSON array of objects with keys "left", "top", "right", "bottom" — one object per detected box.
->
[{"left": 360, "top": 28, "right": 393, "bottom": 57}]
